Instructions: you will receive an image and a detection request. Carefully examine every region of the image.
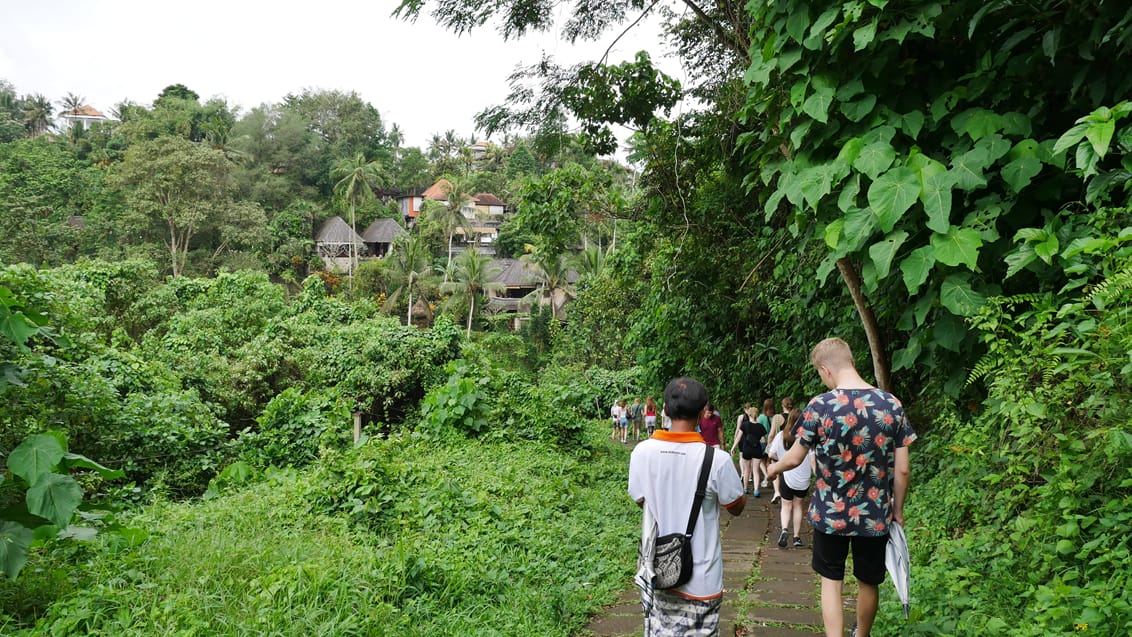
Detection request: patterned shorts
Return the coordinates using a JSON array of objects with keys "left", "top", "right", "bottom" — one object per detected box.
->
[{"left": 644, "top": 589, "right": 722, "bottom": 636}]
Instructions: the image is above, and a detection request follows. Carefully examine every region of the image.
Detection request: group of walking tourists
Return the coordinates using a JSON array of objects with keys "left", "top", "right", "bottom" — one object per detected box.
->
[
  {"left": 627, "top": 337, "right": 916, "bottom": 637},
  {"left": 612, "top": 396, "right": 664, "bottom": 444}
]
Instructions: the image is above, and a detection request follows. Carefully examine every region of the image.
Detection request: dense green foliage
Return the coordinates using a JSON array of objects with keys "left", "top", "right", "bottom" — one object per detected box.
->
[
  {"left": 3, "top": 427, "right": 637, "bottom": 635},
  {"left": 5, "top": 0, "right": 1132, "bottom": 633}
]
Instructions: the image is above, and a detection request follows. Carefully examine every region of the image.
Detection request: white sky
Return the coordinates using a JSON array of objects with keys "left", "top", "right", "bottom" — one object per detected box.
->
[{"left": 0, "top": 0, "right": 682, "bottom": 153}]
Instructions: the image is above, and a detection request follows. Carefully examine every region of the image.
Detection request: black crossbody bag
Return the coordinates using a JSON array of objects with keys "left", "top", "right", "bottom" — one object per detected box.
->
[{"left": 652, "top": 444, "right": 714, "bottom": 590}]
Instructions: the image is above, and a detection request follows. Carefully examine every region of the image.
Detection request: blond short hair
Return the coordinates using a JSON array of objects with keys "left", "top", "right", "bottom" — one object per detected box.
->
[{"left": 810, "top": 337, "right": 855, "bottom": 370}]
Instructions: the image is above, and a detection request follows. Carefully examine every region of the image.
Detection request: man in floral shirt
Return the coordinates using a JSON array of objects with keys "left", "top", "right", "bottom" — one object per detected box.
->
[{"left": 768, "top": 338, "right": 915, "bottom": 637}]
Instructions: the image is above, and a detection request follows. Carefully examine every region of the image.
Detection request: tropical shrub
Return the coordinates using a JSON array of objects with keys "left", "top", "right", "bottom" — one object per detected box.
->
[{"left": 1, "top": 433, "right": 123, "bottom": 580}]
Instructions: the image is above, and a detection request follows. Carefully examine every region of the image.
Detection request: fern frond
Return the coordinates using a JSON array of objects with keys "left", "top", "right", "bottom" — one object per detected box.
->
[
  {"left": 967, "top": 354, "right": 1005, "bottom": 387},
  {"left": 1085, "top": 262, "right": 1132, "bottom": 307}
]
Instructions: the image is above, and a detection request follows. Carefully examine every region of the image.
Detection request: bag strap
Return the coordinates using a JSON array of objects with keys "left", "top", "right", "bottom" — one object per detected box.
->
[{"left": 684, "top": 444, "right": 714, "bottom": 538}]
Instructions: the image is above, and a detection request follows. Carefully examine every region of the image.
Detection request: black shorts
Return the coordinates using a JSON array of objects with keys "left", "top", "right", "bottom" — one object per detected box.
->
[
  {"left": 811, "top": 532, "right": 888, "bottom": 586},
  {"left": 779, "top": 483, "right": 809, "bottom": 501}
]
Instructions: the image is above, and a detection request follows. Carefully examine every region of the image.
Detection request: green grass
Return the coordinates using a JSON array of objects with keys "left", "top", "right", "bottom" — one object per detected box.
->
[{"left": 1, "top": 421, "right": 641, "bottom": 636}]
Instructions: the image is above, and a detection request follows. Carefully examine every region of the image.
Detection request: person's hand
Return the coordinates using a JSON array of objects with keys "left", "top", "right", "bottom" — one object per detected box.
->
[
  {"left": 891, "top": 508, "right": 905, "bottom": 526},
  {"left": 765, "top": 463, "right": 778, "bottom": 481}
]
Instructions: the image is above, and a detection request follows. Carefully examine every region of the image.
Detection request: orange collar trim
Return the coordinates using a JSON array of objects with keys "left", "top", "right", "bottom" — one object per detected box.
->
[{"left": 653, "top": 431, "right": 705, "bottom": 443}]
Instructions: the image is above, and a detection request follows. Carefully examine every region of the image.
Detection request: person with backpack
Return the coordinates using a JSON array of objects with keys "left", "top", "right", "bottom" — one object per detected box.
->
[{"left": 629, "top": 397, "right": 645, "bottom": 441}]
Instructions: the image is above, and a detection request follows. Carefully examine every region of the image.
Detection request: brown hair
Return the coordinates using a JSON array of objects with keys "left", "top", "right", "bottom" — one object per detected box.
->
[
  {"left": 783, "top": 408, "right": 803, "bottom": 448},
  {"left": 780, "top": 397, "right": 794, "bottom": 411},
  {"left": 762, "top": 398, "right": 775, "bottom": 416}
]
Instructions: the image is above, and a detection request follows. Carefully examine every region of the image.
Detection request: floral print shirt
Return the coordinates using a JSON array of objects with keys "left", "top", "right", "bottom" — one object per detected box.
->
[{"left": 797, "top": 388, "right": 917, "bottom": 537}]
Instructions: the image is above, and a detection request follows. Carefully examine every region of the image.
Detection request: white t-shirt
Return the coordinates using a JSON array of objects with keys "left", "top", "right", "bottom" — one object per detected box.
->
[
  {"left": 628, "top": 431, "right": 745, "bottom": 599},
  {"left": 768, "top": 432, "right": 814, "bottom": 491}
]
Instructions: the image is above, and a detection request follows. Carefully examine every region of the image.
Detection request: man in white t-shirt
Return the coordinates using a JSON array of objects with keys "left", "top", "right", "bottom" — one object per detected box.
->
[{"left": 629, "top": 377, "right": 746, "bottom": 636}]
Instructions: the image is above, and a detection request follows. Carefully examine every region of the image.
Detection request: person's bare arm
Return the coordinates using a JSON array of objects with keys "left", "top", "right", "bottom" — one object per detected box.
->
[
  {"left": 730, "top": 418, "right": 743, "bottom": 454},
  {"left": 766, "top": 442, "right": 807, "bottom": 480},
  {"left": 892, "top": 445, "right": 910, "bottom": 524}
]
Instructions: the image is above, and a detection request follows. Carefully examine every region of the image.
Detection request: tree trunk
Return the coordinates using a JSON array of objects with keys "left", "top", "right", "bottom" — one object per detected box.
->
[
  {"left": 466, "top": 296, "right": 474, "bottom": 337},
  {"left": 836, "top": 257, "right": 892, "bottom": 391},
  {"left": 445, "top": 233, "right": 453, "bottom": 283}
]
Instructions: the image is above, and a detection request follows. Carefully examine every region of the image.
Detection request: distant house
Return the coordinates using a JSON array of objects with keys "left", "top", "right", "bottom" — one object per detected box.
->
[
  {"left": 485, "top": 258, "right": 540, "bottom": 315},
  {"left": 474, "top": 193, "right": 506, "bottom": 217},
  {"left": 314, "top": 216, "right": 364, "bottom": 272},
  {"left": 361, "top": 218, "right": 406, "bottom": 257},
  {"left": 58, "top": 105, "right": 109, "bottom": 129}
]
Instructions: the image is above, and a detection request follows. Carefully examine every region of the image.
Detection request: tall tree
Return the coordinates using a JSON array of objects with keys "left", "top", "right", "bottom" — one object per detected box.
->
[
  {"left": 385, "top": 234, "right": 435, "bottom": 324},
  {"left": 521, "top": 249, "right": 576, "bottom": 320},
  {"left": 19, "top": 94, "right": 53, "bottom": 137},
  {"left": 425, "top": 178, "right": 475, "bottom": 281},
  {"left": 57, "top": 92, "right": 85, "bottom": 114},
  {"left": 111, "top": 137, "right": 236, "bottom": 277},
  {"left": 331, "top": 153, "right": 386, "bottom": 276},
  {"left": 440, "top": 249, "right": 505, "bottom": 336}
]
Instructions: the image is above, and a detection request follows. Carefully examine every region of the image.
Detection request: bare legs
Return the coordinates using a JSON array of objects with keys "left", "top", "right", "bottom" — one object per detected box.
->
[
  {"left": 739, "top": 457, "right": 754, "bottom": 493},
  {"left": 819, "top": 576, "right": 878, "bottom": 637}
]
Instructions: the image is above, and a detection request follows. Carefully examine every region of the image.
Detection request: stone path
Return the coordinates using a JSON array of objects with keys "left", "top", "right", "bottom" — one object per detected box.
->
[{"left": 583, "top": 486, "right": 843, "bottom": 636}]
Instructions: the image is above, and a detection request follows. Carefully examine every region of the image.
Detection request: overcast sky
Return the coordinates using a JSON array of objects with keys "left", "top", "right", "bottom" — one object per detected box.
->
[{"left": 1, "top": 0, "right": 680, "bottom": 153}]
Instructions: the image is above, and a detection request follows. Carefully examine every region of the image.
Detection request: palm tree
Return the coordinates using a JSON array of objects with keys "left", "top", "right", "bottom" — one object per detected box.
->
[
  {"left": 429, "top": 178, "right": 475, "bottom": 282},
  {"left": 575, "top": 244, "right": 607, "bottom": 280},
  {"left": 57, "top": 92, "right": 85, "bottom": 114},
  {"left": 331, "top": 153, "right": 385, "bottom": 277},
  {"left": 440, "top": 250, "right": 505, "bottom": 337},
  {"left": 522, "top": 250, "right": 577, "bottom": 321},
  {"left": 385, "top": 235, "right": 434, "bottom": 325},
  {"left": 20, "top": 93, "right": 53, "bottom": 137}
]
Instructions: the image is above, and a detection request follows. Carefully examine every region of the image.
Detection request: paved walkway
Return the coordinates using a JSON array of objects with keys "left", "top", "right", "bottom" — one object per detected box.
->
[{"left": 584, "top": 487, "right": 842, "bottom": 636}]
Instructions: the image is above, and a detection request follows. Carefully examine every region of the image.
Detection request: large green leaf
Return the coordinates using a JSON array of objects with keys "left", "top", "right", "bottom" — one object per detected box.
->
[
  {"left": 796, "top": 163, "right": 844, "bottom": 210},
  {"left": 900, "top": 110, "right": 925, "bottom": 139},
  {"left": 1085, "top": 118, "right": 1116, "bottom": 158},
  {"left": 891, "top": 339, "right": 921, "bottom": 372},
  {"left": 932, "top": 312, "right": 966, "bottom": 351},
  {"left": 920, "top": 171, "right": 955, "bottom": 233},
  {"left": 868, "top": 230, "right": 909, "bottom": 280},
  {"left": 61, "top": 453, "right": 126, "bottom": 480},
  {"left": 951, "top": 147, "right": 991, "bottom": 190},
  {"left": 852, "top": 141, "right": 896, "bottom": 179},
  {"left": 867, "top": 167, "right": 920, "bottom": 232},
  {"left": 824, "top": 219, "right": 844, "bottom": 249},
  {"left": 854, "top": 18, "right": 878, "bottom": 50},
  {"left": 0, "top": 521, "right": 34, "bottom": 580},
  {"left": 842, "top": 207, "right": 877, "bottom": 252},
  {"left": 955, "top": 108, "right": 1003, "bottom": 141},
  {"left": 7, "top": 435, "right": 64, "bottom": 486},
  {"left": 940, "top": 274, "right": 987, "bottom": 316},
  {"left": 1001, "top": 156, "right": 1042, "bottom": 192},
  {"left": 841, "top": 95, "right": 877, "bottom": 122},
  {"left": 931, "top": 227, "right": 983, "bottom": 270},
  {"left": 26, "top": 473, "right": 83, "bottom": 529},
  {"left": 838, "top": 138, "right": 865, "bottom": 164},
  {"left": 803, "top": 85, "right": 836, "bottom": 123},
  {"left": 838, "top": 175, "right": 861, "bottom": 212},
  {"left": 0, "top": 305, "right": 40, "bottom": 352},
  {"left": 900, "top": 245, "right": 936, "bottom": 294}
]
